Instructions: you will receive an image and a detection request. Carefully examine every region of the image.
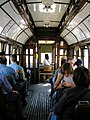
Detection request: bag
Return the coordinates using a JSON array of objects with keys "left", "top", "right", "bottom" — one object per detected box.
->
[{"left": 74, "top": 101, "right": 90, "bottom": 120}]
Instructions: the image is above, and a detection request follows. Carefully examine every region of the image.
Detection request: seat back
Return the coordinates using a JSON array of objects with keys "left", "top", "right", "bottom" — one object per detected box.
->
[
  {"left": 6, "top": 76, "right": 14, "bottom": 86},
  {"left": 16, "top": 70, "right": 23, "bottom": 82},
  {"left": 43, "top": 66, "right": 53, "bottom": 73},
  {"left": 74, "top": 101, "right": 90, "bottom": 120}
]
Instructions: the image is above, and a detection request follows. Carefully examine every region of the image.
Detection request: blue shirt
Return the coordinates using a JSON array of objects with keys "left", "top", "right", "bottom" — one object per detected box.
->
[
  {"left": 8, "top": 62, "right": 22, "bottom": 79},
  {"left": 0, "top": 73, "right": 12, "bottom": 94},
  {"left": 8, "top": 62, "right": 22, "bottom": 71},
  {"left": 0, "top": 64, "right": 16, "bottom": 85}
]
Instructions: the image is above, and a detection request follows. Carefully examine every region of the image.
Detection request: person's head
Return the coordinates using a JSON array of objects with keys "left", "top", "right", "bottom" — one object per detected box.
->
[
  {"left": 0, "top": 51, "right": 5, "bottom": 57},
  {"left": 74, "top": 59, "right": 83, "bottom": 67},
  {"left": 10, "top": 54, "right": 17, "bottom": 62},
  {"left": 67, "top": 57, "right": 74, "bottom": 67},
  {"left": 61, "top": 63, "right": 73, "bottom": 77},
  {"left": 73, "top": 66, "right": 90, "bottom": 88},
  {"left": 61, "top": 58, "right": 67, "bottom": 66},
  {"left": 0, "top": 57, "right": 7, "bottom": 65},
  {"left": 45, "top": 54, "right": 49, "bottom": 60}
]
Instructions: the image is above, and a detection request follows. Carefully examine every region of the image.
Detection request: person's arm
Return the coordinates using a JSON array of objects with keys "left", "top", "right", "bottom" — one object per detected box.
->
[
  {"left": 53, "top": 73, "right": 63, "bottom": 90},
  {"left": 2, "top": 75, "right": 12, "bottom": 92},
  {"left": 2, "top": 75, "right": 18, "bottom": 93}
]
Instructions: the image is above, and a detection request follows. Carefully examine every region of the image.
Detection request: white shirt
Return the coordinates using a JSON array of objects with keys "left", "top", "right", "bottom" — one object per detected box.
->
[{"left": 43, "top": 59, "right": 50, "bottom": 66}]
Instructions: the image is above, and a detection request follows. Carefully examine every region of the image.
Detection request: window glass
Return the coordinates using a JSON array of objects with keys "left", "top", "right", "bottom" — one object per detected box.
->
[
  {"left": 84, "top": 49, "right": 88, "bottom": 68},
  {"left": 30, "top": 49, "right": 33, "bottom": 54},
  {"left": 30, "top": 56, "right": 33, "bottom": 68},
  {"left": 26, "top": 56, "right": 28, "bottom": 68}
]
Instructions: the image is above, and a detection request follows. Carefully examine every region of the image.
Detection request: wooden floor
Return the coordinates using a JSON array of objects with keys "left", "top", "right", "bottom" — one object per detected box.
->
[{"left": 23, "top": 83, "right": 52, "bottom": 120}]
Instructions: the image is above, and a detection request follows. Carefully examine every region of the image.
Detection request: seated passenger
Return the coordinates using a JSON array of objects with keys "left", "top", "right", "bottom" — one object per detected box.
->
[
  {"left": 43, "top": 54, "right": 50, "bottom": 66},
  {"left": 52, "top": 63, "right": 75, "bottom": 104},
  {"left": 0, "top": 51, "right": 5, "bottom": 58},
  {"left": 8, "top": 54, "right": 24, "bottom": 81},
  {"left": 49, "top": 58, "right": 66, "bottom": 97},
  {"left": 74, "top": 59, "right": 83, "bottom": 68},
  {"left": 0, "top": 73, "right": 27, "bottom": 120},
  {"left": 0, "top": 57, "right": 17, "bottom": 86},
  {"left": 8, "top": 54, "right": 27, "bottom": 106},
  {"left": 49, "top": 66, "right": 90, "bottom": 120}
]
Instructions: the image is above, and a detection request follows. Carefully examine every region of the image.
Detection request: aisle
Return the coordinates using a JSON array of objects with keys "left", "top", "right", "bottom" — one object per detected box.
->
[{"left": 23, "top": 83, "right": 52, "bottom": 120}]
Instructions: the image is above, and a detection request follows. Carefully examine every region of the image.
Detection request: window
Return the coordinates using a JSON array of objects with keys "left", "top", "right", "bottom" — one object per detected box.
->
[{"left": 84, "top": 48, "right": 88, "bottom": 68}]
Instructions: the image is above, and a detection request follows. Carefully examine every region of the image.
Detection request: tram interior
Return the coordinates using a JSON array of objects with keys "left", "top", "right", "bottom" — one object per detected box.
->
[{"left": 0, "top": 0, "right": 90, "bottom": 120}]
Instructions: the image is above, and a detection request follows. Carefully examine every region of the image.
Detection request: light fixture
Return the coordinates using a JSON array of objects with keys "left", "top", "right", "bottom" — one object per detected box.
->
[
  {"left": 44, "top": 23, "right": 50, "bottom": 28},
  {"left": 42, "top": 0, "right": 54, "bottom": 11},
  {"left": 43, "top": 20, "right": 50, "bottom": 28}
]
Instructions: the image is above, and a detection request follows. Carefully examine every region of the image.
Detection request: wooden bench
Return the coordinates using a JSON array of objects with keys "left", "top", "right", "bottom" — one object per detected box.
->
[{"left": 39, "top": 72, "right": 52, "bottom": 83}]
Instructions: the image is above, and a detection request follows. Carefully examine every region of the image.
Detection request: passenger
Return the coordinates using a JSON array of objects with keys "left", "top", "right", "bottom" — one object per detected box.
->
[
  {"left": 53, "top": 63, "right": 74, "bottom": 90},
  {"left": 43, "top": 54, "right": 50, "bottom": 66},
  {"left": 52, "top": 63, "right": 75, "bottom": 104},
  {"left": 67, "top": 57, "right": 74, "bottom": 68},
  {"left": 0, "top": 56, "right": 27, "bottom": 106},
  {"left": 49, "top": 58, "right": 66, "bottom": 98},
  {"left": 0, "top": 73, "right": 27, "bottom": 120},
  {"left": 0, "top": 51, "right": 5, "bottom": 58},
  {"left": 9, "top": 54, "right": 24, "bottom": 80},
  {"left": 8, "top": 54, "right": 27, "bottom": 106},
  {"left": 49, "top": 66, "right": 90, "bottom": 120},
  {"left": 74, "top": 58, "right": 83, "bottom": 68},
  {"left": 0, "top": 57, "right": 17, "bottom": 86}
]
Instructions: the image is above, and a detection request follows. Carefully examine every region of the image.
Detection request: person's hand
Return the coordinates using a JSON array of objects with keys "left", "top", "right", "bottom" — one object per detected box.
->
[
  {"left": 62, "top": 82, "right": 71, "bottom": 87},
  {"left": 62, "top": 82, "right": 75, "bottom": 87}
]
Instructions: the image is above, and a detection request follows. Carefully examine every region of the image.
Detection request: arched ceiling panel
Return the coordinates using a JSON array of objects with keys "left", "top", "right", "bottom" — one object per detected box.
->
[
  {"left": 6, "top": 24, "right": 22, "bottom": 39},
  {"left": 2, "top": 1, "right": 21, "bottom": 21},
  {"left": 78, "top": 23, "right": 90, "bottom": 38},
  {"left": 83, "top": 16, "right": 90, "bottom": 33},
  {"left": 72, "top": 27, "right": 86, "bottom": 41},
  {"left": 67, "top": 3, "right": 90, "bottom": 30},
  {"left": 16, "top": 32, "right": 29, "bottom": 44},
  {"left": 0, "top": 0, "right": 7, "bottom": 5},
  {"left": 24, "top": 28, "right": 33, "bottom": 37},
  {"left": 60, "top": 29, "right": 69, "bottom": 37},
  {"left": 64, "top": 2, "right": 90, "bottom": 45},
  {"left": 64, "top": 33, "right": 77, "bottom": 45},
  {"left": 0, "top": 8, "right": 11, "bottom": 33},
  {"left": 0, "top": 0, "right": 32, "bottom": 44}
]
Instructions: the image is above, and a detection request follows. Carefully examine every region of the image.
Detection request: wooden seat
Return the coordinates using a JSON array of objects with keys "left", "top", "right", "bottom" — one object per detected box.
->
[{"left": 43, "top": 66, "right": 53, "bottom": 73}]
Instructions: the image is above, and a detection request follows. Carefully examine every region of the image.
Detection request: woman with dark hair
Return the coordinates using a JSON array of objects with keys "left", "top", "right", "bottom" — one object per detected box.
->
[{"left": 49, "top": 66, "right": 90, "bottom": 120}]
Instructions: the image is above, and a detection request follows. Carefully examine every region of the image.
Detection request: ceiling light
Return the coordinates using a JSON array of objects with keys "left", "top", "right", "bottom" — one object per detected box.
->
[
  {"left": 39, "top": 40, "right": 55, "bottom": 44},
  {"left": 44, "top": 23, "right": 50, "bottom": 28},
  {"left": 42, "top": 0, "right": 54, "bottom": 12},
  {"left": 42, "top": 0, "right": 54, "bottom": 8}
]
